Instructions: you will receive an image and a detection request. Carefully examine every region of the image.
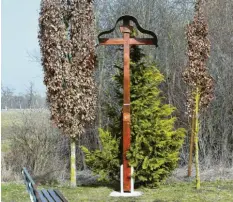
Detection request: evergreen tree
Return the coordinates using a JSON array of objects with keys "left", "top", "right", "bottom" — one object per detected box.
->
[
  {"left": 83, "top": 46, "right": 185, "bottom": 187},
  {"left": 127, "top": 46, "right": 185, "bottom": 186}
]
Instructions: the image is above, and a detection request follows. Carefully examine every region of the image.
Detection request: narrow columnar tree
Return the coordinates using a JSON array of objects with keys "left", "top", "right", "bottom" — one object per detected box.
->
[
  {"left": 38, "top": 0, "right": 96, "bottom": 187},
  {"left": 183, "top": 0, "right": 214, "bottom": 189}
]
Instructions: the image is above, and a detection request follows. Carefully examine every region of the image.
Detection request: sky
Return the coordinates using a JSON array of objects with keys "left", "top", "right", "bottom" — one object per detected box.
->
[{"left": 2, "top": 0, "right": 46, "bottom": 95}]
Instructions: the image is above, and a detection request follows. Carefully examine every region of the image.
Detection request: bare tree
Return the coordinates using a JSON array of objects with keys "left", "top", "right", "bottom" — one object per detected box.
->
[
  {"left": 1, "top": 85, "right": 14, "bottom": 110},
  {"left": 26, "top": 82, "right": 36, "bottom": 109}
]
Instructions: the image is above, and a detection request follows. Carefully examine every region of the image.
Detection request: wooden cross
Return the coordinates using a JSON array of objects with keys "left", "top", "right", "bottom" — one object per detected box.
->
[{"left": 98, "top": 15, "right": 158, "bottom": 192}]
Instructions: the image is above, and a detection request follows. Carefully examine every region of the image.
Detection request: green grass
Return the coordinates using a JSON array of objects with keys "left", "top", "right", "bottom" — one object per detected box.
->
[
  {"left": 2, "top": 181, "right": 233, "bottom": 202},
  {"left": 1, "top": 110, "right": 22, "bottom": 141},
  {"left": 1, "top": 183, "right": 30, "bottom": 202},
  {"left": 1, "top": 110, "right": 27, "bottom": 125},
  {"left": 1, "top": 110, "right": 24, "bottom": 152},
  {"left": 1, "top": 140, "right": 11, "bottom": 152},
  {"left": 1, "top": 109, "right": 45, "bottom": 140},
  {"left": 1, "top": 109, "right": 49, "bottom": 151}
]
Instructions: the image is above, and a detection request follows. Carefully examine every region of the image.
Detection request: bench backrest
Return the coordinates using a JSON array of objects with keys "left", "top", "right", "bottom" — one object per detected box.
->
[{"left": 22, "top": 167, "right": 41, "bottom": 202}]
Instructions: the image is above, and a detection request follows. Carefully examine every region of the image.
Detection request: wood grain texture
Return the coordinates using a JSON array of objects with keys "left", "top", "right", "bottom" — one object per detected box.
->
[
  {"left": 123, "top": 30, "right": 131, "bottom": 192},
  {"left": 99, "top": 38, "right": 155, "bottom": 45}
]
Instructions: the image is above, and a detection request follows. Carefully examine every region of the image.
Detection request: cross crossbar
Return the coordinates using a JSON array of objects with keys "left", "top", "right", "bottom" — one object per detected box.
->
[{"left": 99, "top": 38, "right": 155, "bottom": 45}]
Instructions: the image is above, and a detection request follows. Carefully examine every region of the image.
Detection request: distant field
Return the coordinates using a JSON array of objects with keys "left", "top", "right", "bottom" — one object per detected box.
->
[
  {"left": 1, "top": 181, "right": 233, "bottom": 202},
  {"left": 2, "top": 110, "right": 23, "bottom": 140},
  {"left": 1, "top": 110, "right": 25, "bottom": 152},
  {"left": 1, "top": 109, "right": 49, "bottom": 139},
  {"left": 1, "top": 109, "right": 50, "bottom": 152}
]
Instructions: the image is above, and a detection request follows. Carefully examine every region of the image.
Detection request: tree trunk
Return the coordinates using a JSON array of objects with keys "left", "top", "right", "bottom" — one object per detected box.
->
[
  {"left": 70, "top": 137, "right": 77, "bottom": 187},
  {"left": 194, "top": 87, "right": 200, "bottom": 189},
  {"left": 188, "top": 109, "right": 195, "bottom": 177}
]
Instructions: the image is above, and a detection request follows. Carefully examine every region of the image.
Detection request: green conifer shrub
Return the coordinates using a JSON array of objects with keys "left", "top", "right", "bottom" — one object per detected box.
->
[
  {"left": 82, "top": 128, "right": 120, "bottom": 181},
  {"left": 83, "top": 46, "right": 186, "bottom": 187}
]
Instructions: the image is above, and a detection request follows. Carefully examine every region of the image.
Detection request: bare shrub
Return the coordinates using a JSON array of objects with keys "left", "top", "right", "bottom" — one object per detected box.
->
[
  {"left": 3, "top": 110, "right": 69, "bottom": 184},
  {"left": 1, "top": 152, "right": 22, "bottom": 182}
]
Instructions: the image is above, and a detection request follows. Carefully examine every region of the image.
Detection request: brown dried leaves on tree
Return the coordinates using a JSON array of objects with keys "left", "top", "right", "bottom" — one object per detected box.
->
[
  {"left": 38, "top": 0, "right": 97, "bottom": 138},
  {"left": 183, "top": 0, "right": 214, "bottom": 115}
]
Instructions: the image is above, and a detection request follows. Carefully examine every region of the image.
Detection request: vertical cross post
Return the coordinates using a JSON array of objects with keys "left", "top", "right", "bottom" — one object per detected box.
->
[{"left": 121, "top": 18, "right": 132, "bottom": 192}]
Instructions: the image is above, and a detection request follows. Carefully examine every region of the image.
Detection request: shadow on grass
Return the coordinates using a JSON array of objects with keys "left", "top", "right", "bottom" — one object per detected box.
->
[
  {"left": 76, "top": 170, "right": 121, "bottom": 190},
  {"left": 79, "top": 180, "right": 120, "bottom": 191}
]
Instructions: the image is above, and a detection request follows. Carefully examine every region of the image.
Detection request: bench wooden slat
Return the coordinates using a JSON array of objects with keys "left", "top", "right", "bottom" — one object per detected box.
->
[
  {"left": 41, "top": 189, "right": 56, "bottom": 202},
  {"left": 47, "top": 189, "right": 62, "bottom": 202},
  {"left": 38, "top": 191, "right": 48, "bottom": 202},
  {"left": 54, "top": 190, "right": 68, "bottom": 202}
]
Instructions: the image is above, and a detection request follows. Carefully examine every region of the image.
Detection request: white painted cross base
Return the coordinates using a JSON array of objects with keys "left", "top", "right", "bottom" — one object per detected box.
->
[
  {"left": 110, "top": 165, "right": 142, "bottom": 197},
  {"left": 110, "top": 191, "right": 142, "bottom": 197}
]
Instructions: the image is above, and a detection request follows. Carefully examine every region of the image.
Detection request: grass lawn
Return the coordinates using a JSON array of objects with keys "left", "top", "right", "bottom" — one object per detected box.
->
[
  {"left": 1, "top": 181, "right": 233, "bottom": 202},
  {"left": 1, "top": 109, "right": 49, "bottom": 140},
  {"left": 1, "top": 109, "right": 50, "bottom": 152},
  {"left": 1, "top": 110, "right": 22, "bottom": 141}
]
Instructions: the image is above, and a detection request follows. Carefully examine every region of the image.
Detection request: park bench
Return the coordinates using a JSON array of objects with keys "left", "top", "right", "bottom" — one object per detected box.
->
[{"left": 22, "top": 167, "right": 68, "bottom": 202}]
